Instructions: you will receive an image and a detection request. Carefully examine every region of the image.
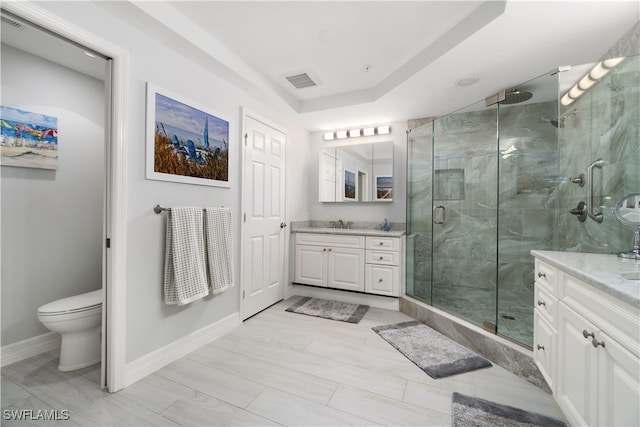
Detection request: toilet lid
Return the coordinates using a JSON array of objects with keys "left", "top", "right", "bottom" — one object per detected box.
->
[{"left": 38, "top": 289, "right": 102, "bottom": 315}]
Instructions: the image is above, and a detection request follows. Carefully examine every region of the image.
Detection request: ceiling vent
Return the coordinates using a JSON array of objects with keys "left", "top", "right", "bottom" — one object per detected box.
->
[
  {"left": 285, "top": 73, "right": 317, "bottom": 89},
  {"left": 1, "top": 16, "right": 24, "bottom": 29}
]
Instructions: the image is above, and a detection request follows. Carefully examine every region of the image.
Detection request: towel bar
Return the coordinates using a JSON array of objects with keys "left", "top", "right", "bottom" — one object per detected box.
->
[{"left": 154, "top": 204, "right": 224, "bottom": 214}]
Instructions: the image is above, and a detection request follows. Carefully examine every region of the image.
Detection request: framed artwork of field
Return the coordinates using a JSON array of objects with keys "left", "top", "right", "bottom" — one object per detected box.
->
[
  {"left": 0, "top": 106, "right": 58, "bottom": 170},
  {"left": 146, "top": 83, "right": 230, "bottom": 187}
]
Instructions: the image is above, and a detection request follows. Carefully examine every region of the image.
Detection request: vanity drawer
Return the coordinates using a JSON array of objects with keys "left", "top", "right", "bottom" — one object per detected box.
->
[
  {"left": 366, "top": 250, "right": 399, "bottom": 266},
  {"left": 296, "top": 233, "right": 364, "bottom": 249},
  {"left": 560, "top": 272, "right": 639, "bottom": 358},
  {"left": 365, "top": 236, "right": 400, "bottom": 251},
  {"left": 534, "top": 283, "right": 558, "bottom": 326},
  {"left": 535, "top": 259, "right": 558, "bottom": 296}
]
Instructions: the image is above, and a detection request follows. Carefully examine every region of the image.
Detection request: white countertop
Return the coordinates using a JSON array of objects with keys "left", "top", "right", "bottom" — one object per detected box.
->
[
  {"left": 531, "top": 250, "right": 640, "bottom": 308},
  {"left": 293, "top": 227, "right": 406, "bottom": 238}
]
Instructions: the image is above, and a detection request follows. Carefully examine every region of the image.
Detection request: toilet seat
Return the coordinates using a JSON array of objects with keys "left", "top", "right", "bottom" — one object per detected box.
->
[{"left": 38, "top": 290, "right": 102, "bottom": 316}]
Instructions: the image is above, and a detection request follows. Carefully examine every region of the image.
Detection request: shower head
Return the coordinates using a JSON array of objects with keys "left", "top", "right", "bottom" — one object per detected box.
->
[{"left": 501, "top": 89, "right": 533, "bottom": 105}]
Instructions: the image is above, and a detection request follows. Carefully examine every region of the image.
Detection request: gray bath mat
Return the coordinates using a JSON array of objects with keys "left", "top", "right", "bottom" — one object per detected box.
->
[
  {"left": 451, "top": 392, "right": 567, "bottom": 427},
  {"left": 372, "top": 321, "right": 491, "bottom": 379},
  {"left": 285, "top": 297, "right": 369, "bottom": 324}
]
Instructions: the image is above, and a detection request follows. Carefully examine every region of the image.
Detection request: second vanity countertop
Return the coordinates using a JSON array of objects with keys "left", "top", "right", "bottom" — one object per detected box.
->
[{"left": 531, "top": 250, "right": 640, "bottom": 308}]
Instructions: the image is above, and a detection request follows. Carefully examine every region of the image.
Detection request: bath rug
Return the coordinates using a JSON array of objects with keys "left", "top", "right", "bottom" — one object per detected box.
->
[
  {"left": 451, "top": 392, "right": 567, "bottom": 427},
  {"left": 285, "top": 297, "right": 369, "bottom": 324},
  {"left": 372, "top": 321, "right": 491, "bottom": 379}
]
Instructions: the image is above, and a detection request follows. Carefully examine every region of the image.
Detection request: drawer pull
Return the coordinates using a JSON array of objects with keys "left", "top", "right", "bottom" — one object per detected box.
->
[
  {"left": 537, "top": 300, "right": 546, "bottom": 307},
  {"left": 582, "top": 330, "right": 595, "bottom": 339},
  {"left": 537, "top": 272, "right": 546, "bottom": 278},
  {"left": 379, "top": 242, "right": 384, "bottom": 246},
  {"left": 592, "top": 338, "right": 605, "bottom": 348},
  {"left": 537, "top": 344, "right": 545, "bottom": 351},
  {"left": 379, "top": 256, "right": 384, "bottom": 260}
]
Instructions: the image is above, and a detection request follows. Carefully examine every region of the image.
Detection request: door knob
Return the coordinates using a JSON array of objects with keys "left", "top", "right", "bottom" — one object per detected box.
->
[{"left": 280, "top": 222, "right": 287, "bottom": 229}]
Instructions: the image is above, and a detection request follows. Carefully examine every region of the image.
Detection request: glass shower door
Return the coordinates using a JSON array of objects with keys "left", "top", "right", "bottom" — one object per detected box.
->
[
  {"left": 406, "top": 120, "right": 434, "bottom": 303},
  {"left": 431, "top": 100, "right": 499, "bottom": 330}
]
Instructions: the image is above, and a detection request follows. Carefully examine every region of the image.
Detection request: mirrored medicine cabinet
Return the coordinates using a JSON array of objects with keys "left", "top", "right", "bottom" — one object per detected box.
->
[{"left": 319, "top": 141, "right": 394, "bottom": 203}]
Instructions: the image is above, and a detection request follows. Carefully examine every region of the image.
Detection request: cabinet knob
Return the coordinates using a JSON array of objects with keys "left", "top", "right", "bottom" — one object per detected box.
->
[
  {"left": 537, "top": 300, "right": 546, "bottom": 307},
  {"left": 379, "top": 242, "right": 384, "bottom": 246},
  {"left": 378, "top": 279, "right": 383, "bottom": 283},
  {"left": 323, "top": 248, "right": 327, "bottom": 252},
  {"left": 328, "top": 248, "right": 332, "bottom": 252},
  {"left": 592, "top": 338, "right": 605, "bottom": 348},
  {"left": 537, "top": 344, "right": 545, "bottom": 351},
  {"left": 379, "top": 256, "right": 384, "bottom": 260},
  {"left": 537, "top": 272, "right": 546, "bottom": 278},
  {"left": 582, "top": 330, "right": 595, "bottom": 339}
]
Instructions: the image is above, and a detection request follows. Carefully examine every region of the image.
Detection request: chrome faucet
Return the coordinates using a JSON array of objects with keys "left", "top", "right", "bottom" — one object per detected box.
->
[{"left": 336, "top": 219, "right": 344, "bottom": 229}]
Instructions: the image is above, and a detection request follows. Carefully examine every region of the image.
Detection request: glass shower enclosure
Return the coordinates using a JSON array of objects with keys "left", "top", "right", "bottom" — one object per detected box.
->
[{"left": 406, "top": 54, "right": 639, "bottom": 348}]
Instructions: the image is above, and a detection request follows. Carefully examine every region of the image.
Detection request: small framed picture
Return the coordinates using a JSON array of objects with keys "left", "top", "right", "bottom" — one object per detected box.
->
[
  {"left": 344, "top": 169, "right": 356, "bottom": 200},
  {"left": 375, "top": 175, "right": 393, "bottom": 201},
  {"left": 146, "top": 82, "right": 230, "bottom": 187}
]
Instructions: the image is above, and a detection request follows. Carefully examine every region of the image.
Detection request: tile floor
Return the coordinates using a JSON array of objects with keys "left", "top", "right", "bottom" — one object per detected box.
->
[{"left": 1, "top": 297, "right": 566, "bottom": 426}]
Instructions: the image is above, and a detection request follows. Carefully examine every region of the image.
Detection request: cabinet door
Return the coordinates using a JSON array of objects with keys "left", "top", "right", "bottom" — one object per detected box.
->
[
  {"left": 597, "top": 331, "right": 640, "bottom": 427},
  {"left": 294, "top": 245, "right": 327, "bottom": 287},
  {"left": 327, "top": 248, "right": 364, "bottom": 292},
  {"left": 556, "top": 303, "right": 599, "bottom": 427},
  {"left": 365, "top": 264, "right": 399, "bottom": 296},
  {"left": 533, "top": 310, "right": 556, "bottom": 393}
]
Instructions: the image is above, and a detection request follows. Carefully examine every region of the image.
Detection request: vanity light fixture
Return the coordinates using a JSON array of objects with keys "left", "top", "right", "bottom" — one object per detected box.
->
[
  {"left": 322, "top": 125, "right": 392, "bottom": 141},
  {"left": 561, "top": 57, "right": 625, "bottom": 106},
  {"left": 335, "top": 130, "right": 348, "bottom": 139},
  {"left": 362, "top": 127, "right": 376, "bottom": 136}
]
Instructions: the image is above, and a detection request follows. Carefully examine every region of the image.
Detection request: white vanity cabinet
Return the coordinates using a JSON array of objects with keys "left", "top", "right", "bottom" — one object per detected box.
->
[
  {"left": 533, "top": 257, "right": 640, "bottom": 427},
  {"left": 294, "top": 233, "right": 365, "bottom": 292},
  {"left": 365, "top": 236, "right": 401, "bottom": 297}
]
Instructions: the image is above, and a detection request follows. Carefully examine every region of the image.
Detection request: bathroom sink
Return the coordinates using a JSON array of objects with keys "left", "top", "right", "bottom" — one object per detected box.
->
[{"left": 619, "top": 271, "right": 640, "bottom": 281}]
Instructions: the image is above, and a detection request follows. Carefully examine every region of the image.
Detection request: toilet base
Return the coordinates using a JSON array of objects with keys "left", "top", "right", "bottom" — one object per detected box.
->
[{"left": 57, "top": 326, "right": 101, "bottom": 372}]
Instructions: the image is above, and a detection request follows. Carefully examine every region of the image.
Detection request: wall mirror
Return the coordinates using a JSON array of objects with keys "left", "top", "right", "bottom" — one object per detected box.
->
[{"left": 319, "top": 141, "right": 393, "bottom": 203}]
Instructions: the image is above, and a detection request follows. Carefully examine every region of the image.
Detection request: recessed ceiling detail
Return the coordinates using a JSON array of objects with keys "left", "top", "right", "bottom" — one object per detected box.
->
[{"left": 285, "top": 73, "right": 318, "bottom": 89}]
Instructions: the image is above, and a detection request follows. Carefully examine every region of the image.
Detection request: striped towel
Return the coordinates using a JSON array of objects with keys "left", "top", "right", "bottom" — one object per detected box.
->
[
  {"left": 204, "top": 207, "right": 234, "bottom": 294},
  {"left": 163, "top": 207, "right": 210, "bottom": 305}
]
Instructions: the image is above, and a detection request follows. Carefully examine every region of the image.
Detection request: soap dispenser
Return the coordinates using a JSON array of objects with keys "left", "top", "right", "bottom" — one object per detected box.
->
[{"left": 380, "top": 219, "right": 392, "bottom": 232}]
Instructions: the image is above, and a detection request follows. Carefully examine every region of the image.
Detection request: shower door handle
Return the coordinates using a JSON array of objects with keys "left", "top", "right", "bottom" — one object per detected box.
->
[
  {"left": 433, "top": 205, "right": 446, "bottom": 224},
  {"left": 586, "top": 159, "right": 604, "bottom": 223}
]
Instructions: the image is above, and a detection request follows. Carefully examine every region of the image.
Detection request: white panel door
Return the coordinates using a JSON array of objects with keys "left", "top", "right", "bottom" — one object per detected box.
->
[{"left": 242, "top": 115, "right": 286, "bottom": 320}]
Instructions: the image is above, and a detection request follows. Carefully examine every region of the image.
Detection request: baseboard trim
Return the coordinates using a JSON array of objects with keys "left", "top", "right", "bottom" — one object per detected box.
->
[
  {"left": 1, "top": 332, "right": 61, "bottom": 367},
  {"left": 124, "top": 312, "right": 241, "bottom": 388}
]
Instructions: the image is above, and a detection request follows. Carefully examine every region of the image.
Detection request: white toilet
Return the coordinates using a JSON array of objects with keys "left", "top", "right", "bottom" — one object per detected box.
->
[{"left": 37, "top": 289, "right": 102, "bottom": 372}]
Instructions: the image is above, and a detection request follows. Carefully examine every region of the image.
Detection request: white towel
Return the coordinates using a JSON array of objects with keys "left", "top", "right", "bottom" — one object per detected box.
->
[
  {"left": 204, "top": 207, "right": 234, "bottom": 294},
  {"left": 164, "top": 207, "right": 210, "bottom": 305}
]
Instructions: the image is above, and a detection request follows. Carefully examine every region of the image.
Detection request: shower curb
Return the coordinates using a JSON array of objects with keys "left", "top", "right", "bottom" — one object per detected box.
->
[{"left": 399, "top": 295, "right": 551, "bottom": 393}]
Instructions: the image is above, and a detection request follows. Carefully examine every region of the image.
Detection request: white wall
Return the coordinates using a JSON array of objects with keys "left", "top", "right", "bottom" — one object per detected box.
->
[
  {"left": 1, "top": 45, "right": 105, "bottom": 346},
  {"left": 306, "top": 120, "right": 408, "bottom": 225},
  {"left": 33, "top": 2, "right": 312, "bottom": 364}
]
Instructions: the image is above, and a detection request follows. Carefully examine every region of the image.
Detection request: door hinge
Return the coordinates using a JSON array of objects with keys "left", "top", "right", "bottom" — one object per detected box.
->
[
  {"left": 244, "top": 133, "right": 248, "bottom": 146},
  {"left": 244, "top": 213, "right": 246, "bottom": 222},
  {"left": 243, "top": 290, "right": 245, "bottom": 299},
  {"left": 106, "top": 238, "right": 111, "bottom": 248}
]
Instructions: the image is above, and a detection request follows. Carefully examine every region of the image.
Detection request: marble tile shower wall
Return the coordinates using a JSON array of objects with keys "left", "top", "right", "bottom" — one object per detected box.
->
[
  {"left": 408, "top": 101, "right": 558, "bottom": 297},
  {"left": 559, "top": 55, "right": 639, "bottom": 254}
]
